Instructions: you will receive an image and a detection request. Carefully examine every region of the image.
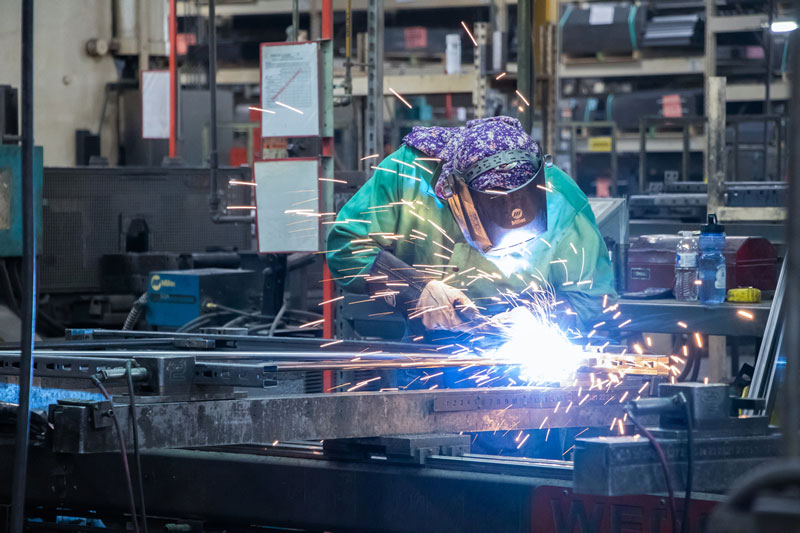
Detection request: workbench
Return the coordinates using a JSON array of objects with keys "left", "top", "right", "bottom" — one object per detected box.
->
[
  {"left": 611, "top": 297, "right": 773, "bottom": 381},
  {"left": 615, "top": 298, "right": 771, "bottom": 337}
]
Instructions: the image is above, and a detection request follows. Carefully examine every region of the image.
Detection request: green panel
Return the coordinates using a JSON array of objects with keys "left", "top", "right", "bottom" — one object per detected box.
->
[{"left": 0, "top": 145, "right": 43, "bottom": 257}]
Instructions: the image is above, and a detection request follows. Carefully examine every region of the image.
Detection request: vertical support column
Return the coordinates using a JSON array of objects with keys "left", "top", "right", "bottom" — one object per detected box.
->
[
  {"left": 472, "top": 23, "right": 489, "bottom": 119},
  {"left": 783, "top": 34, "right": 800, "bottom": 458},
  {"left": 707, "top": 335, "right": 727, "bottom": 383},
  {"left": 309, "top": 0, "right": 321, "bottom": 40},
  {"left": 138, "top": 0, "right": 150, "bottom": 70},
  {"left": 365, "top": 0, "right": 384, "bottom": 165},
  {"left": 11, "top": 1, "right": 36, "bottom": 529},
  {"left": 292, "top": 0, "right": 299, "bottom": 41},
  {"left": 321, "top": 0, "right": 335, "bottom": 347},
  {"left": 517, "top": 0, "right": 535, "bottom": 133},
  {"left": 491, "top": 0, "right": 508, "bottom": 72},
  {"left": 706, "top": 76, "right": 726, "bottom": 215}
]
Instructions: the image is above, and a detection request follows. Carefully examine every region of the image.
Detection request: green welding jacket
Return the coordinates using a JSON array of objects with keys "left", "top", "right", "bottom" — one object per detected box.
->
[{"left": 326, "top": 145, "right": 617, "bottom": 328}]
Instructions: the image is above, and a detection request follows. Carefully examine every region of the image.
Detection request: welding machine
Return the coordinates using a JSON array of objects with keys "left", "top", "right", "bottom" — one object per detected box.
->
[{"left": 146, "top": 268, "right": 261, "bottom": 328}]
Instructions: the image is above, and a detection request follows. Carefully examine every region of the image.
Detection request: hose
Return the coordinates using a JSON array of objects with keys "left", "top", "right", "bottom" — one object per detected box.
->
[
  {"left": 269, "top": 299, "right": 289, "bottom": 337},
  {"left": 123, "top": 293, "right": 148, "bottom": 331}
]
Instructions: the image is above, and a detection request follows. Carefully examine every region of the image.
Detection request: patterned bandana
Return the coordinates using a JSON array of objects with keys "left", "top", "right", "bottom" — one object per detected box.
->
[{"left": 402, "top": 116, "right": 540, "bottom": 198}]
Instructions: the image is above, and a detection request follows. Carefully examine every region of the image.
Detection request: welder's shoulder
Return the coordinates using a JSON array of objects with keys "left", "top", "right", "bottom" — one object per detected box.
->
[{"left": 545, "top": 165, "right": 592, "bottom": 221}]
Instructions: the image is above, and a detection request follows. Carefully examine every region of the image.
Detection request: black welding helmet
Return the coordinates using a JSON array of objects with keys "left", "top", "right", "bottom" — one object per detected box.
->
[{"left": 439, "top": 148, "right": 548, "bottom": 256}]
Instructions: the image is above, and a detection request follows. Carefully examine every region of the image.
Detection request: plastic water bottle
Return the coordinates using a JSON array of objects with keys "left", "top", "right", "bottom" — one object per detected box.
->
[
  {"left": 698, "top": 214, "right": 726, "bottom": 304},
  {"left": 674, "top": 231, "right": 698, "bottom": 301}
]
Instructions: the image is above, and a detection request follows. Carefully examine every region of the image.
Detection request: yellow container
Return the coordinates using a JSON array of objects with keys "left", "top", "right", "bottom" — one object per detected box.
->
[{"left": 727, "top": 287, "right": 761, "bottom": 303}]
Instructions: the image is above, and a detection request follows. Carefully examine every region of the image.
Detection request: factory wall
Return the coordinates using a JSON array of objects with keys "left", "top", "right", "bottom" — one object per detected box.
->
[{"left": 0, "top": 0, "right": 119, "bottom": 166}]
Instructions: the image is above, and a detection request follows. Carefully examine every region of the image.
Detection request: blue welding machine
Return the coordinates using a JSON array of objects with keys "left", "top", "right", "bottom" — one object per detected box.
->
[{"left": 146, "top": 268, "right": 262, "bottom": 328}]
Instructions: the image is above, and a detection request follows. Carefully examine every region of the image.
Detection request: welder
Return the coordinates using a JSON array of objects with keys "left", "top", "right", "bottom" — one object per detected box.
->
[{"left": 327, "top": 116, "right": 616, "bottom": 339}]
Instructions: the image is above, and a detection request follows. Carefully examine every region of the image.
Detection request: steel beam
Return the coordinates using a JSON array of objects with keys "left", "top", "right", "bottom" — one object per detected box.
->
[
  {"left": 706, "top": 76, "right": 727, "bottom": 214},
  {"left": 516, "top": 0, "right": 534, "bottom": 132},
  {"left": 49, "top": 386, "right": 642, "bottom": 453},
  {"left": 364, "top": 0, "right": 383, "bottom": 166}
]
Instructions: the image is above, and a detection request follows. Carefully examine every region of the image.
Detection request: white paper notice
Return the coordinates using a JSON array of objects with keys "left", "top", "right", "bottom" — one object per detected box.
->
[
  {"left": 588, "top": 5, "right": 615, "bottom": 25},
  {"left": 260, "top": 42, "right": 320, "bottom": 137},
  {"left": 141, "top": 70, "right": 170, "bottom": 139},
  {"left": 254, "top": 159, "right": 320, "bottom": 253}
]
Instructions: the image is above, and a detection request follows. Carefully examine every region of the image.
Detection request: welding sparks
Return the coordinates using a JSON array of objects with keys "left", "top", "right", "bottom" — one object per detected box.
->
[
  {"left": 229, "top": 180, "right": 256, "bottom": 187},
  {"left": 677, "top": 321, "right": 688, "bottom": 329},
  {"left": 496, "top": 72, "right": 507, "bottom": 80},
  {"left": 320, "top": 339, "right": 344, "bottom": 348},
  {"left": 348, "top": 376, "right": 381, "bottom": 391},
  {"left": 515, "top": 90, "right": 530, "bottom": 107},
  {"left": 516, "top": 433, "right": 530, "bottom": 449},
  {"left": 461, "top": 21, "right": 478, "bottom": 46},
  {"left": 274, "top": 101, "right": 304, "bottom": 114},
  {"left": 248, "top": 106, "right": 276, "bottom": 114},
  {"left": 694, "top": 333, "right": 703, "bottom": 348},
  {"left": 737, "top": 309, "right": 754, "bottom": 320},
  {"left": 318, "top": 296, "right": 344, "bottom": 306},
  {"left": 389, "top": 88, "right": 413, "bottom": 109},
  {"left": 226, "top": 205, "right": 256, "bottom": 210},
  {"left": 360, "top": 153, "right": 380, "bottom": 161}
]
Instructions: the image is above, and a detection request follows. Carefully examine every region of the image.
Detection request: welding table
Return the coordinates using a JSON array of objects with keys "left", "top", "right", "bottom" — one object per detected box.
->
[{"left": 612, "top": 297, "right": 773, "bottom": 381}]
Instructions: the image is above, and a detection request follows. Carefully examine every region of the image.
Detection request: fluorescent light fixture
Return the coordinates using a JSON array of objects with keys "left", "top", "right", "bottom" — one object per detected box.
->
[{"left": 771, "top": 20, "right": 798, "bottom": 33}]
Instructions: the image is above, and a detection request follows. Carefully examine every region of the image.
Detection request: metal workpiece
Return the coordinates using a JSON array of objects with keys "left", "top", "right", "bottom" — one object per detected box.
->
[
  {"left": 573, "top": 432, "right": 782, "bottom": 496},
  {"left": 48, "top": 386, "right": 642, "bottom": 454}
]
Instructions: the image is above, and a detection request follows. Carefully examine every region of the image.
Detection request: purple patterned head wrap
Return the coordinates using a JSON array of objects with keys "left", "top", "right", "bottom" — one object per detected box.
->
[{"left": 402, "top": 116, "right": 540, "bottom": 198}]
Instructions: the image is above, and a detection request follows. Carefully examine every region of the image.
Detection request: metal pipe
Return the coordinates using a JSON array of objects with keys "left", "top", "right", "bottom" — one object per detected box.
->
[
  {"left": 169, "top": 0, "right": 177, "bottom": 157},
  {"left": 516, "top": 0, "right": 534, "bottom": 133},
  {"left": 10, "top": 1, "right": 36, "bottom": 530},
  {"left": 138, "top": 0, "right": 149, "bottom": 72},
  {"left": 208, "top": 0, "right": 219, "bottom": 214},
  {"left": 344, "top": 0, "right": 352, "bottom": 98},
  {"left": 204, "top": 0, "right": 248, "bottom": 224},
  {"left": 292, "top": 0, "right": 299, "bottom": 41},
  {"left": 763, "top": 0, "right": 774, "bottom": 181},
  {"left": 783, "top": 32, "right": 800, "bottom": 458}
]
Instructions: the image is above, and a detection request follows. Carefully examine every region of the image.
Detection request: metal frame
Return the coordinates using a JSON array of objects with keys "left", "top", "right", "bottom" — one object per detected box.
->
[
  {"left": 727, "top": 114, "right": 788, "bottom": 182},
  {"left": 562, "top": 121, "right": 619, "bottom": 196},
  {"left": 638, "top": 115, "right": 706, "bottom": 193}
]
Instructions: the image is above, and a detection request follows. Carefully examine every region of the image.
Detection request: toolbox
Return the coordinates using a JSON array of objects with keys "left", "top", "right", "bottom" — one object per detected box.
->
[{"left": 627, "top": 234, "right": 777, "bottom": 294}]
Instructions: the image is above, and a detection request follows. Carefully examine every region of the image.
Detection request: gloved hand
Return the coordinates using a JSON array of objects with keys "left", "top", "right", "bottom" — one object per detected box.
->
[{"left": 416, "top": 280, "right": 480, "bottom": 331}]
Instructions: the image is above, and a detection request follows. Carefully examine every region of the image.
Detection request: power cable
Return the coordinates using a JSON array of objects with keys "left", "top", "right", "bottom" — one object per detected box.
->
[
  {"left": 126, "top": 361, "right": 148, "bottom": 532},
  {"left": 628, "top": 411, "right": 678, "bottom": 533},
  {"left": 680, "top": 393, "right": 693, "bottom": 533},
  {"left": 90, "top": 376, "right": 140, "bottom": 532}
]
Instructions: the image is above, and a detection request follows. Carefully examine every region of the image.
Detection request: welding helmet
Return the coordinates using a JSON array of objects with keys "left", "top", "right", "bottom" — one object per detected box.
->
[{"left": 439, "top": 148, "right": 548, "bottom": 256}]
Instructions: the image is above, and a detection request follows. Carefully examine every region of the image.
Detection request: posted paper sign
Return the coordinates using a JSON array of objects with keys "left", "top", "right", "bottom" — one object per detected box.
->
[
  {"left": 588, "top": 5, "right": 615, "bottom": 25},
  {"left": 260, "top": 42, "right": 320, "bottom": 137},
  {"left": 141, "top": 70, "right": 170, "bottom": 139},
  {"left": 254, "top": 159, "right": 320, "bottom": 253}
]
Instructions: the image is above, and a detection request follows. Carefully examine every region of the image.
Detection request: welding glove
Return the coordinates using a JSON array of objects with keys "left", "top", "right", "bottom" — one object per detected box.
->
[{"left": 417, "top": 280, "right": 479, "bottom": 332}]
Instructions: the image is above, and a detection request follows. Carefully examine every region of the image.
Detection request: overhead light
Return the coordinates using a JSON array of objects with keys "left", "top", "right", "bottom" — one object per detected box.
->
[{"left": 770, "top": 20, "right": 798, "bottom": 33}]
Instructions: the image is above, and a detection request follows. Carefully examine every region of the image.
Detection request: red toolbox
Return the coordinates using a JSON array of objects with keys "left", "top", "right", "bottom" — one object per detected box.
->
[{"left": 627, "top": 234, "right": 777, "bottom": 293}]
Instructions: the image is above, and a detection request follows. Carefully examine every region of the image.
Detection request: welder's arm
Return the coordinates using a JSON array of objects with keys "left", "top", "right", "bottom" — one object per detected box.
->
[
  {"left": 549, "top": 208, "right": 618, "bottom": 328},
  {"left": 365, "top": 250, "right": 479, "bottom": 331},
  {"left": 325, "top": 156, "right": 404, "bottom": 295}
]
